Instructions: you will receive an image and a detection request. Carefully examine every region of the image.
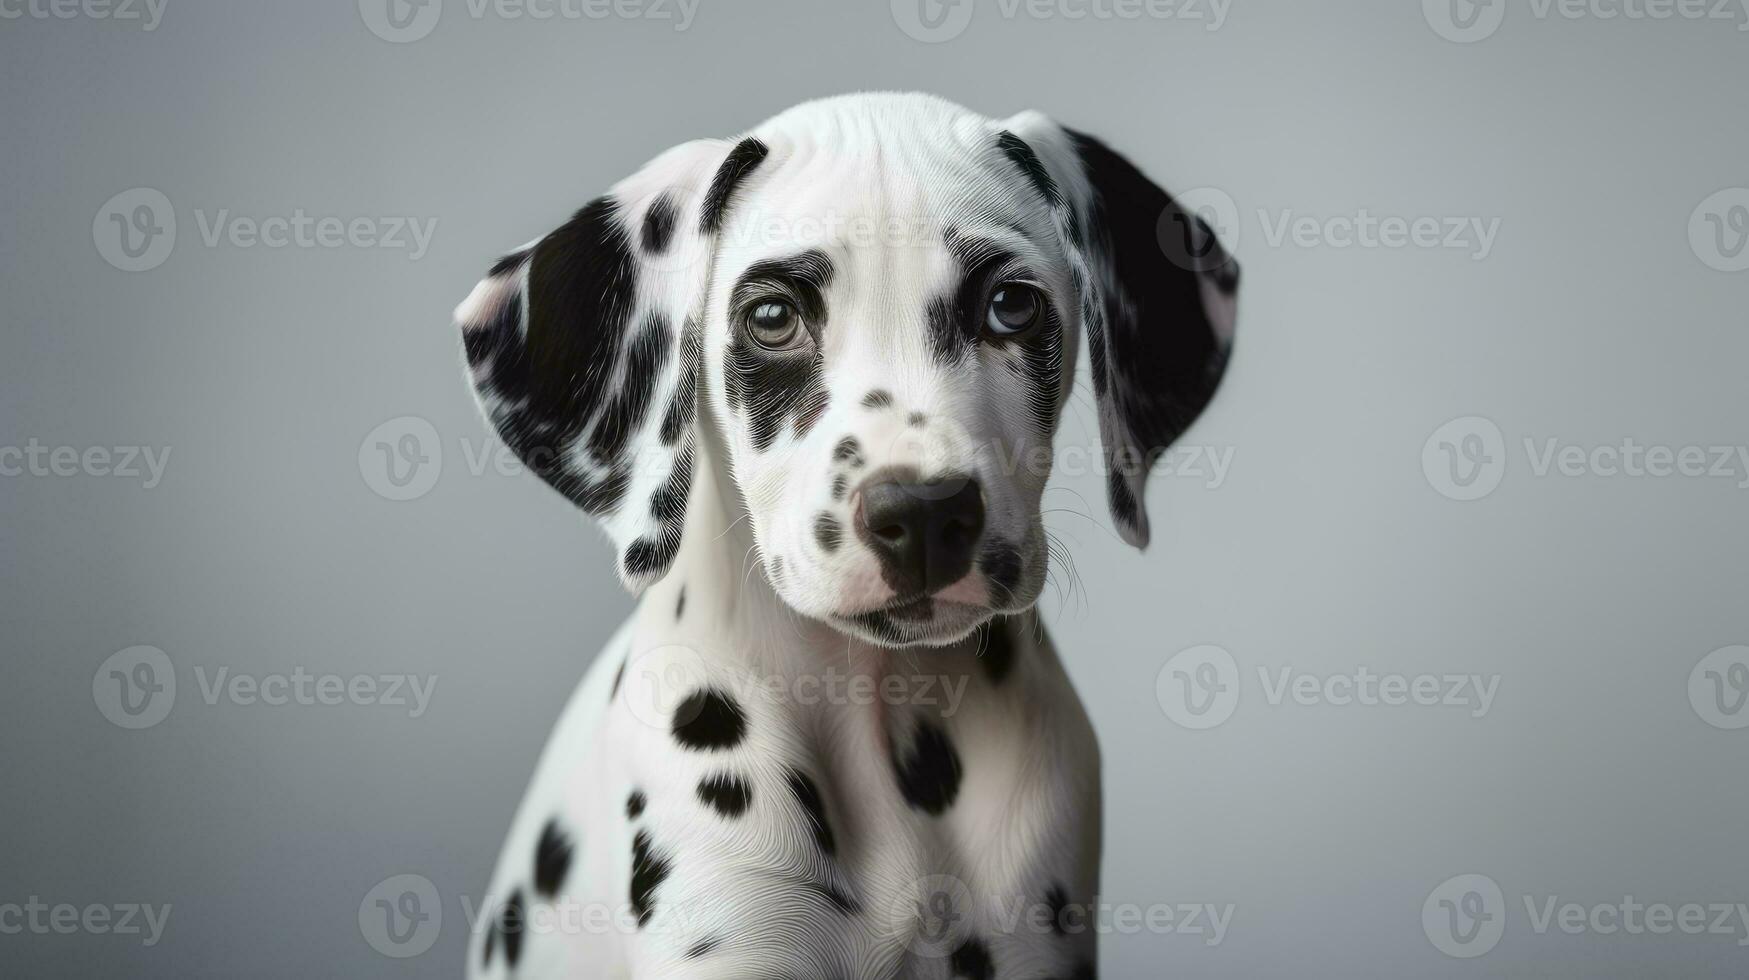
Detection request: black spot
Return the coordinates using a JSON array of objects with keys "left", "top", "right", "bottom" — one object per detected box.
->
[
  {"left": 660, "top": 320, "right": 700, "bottom": 446},
  {"left": 950, "top": 936, "right": 994, "bottom": 980},
  {"left": 814, "top": 514, "right": 843, "bottom": 553},
  {"left": 641, "top": 192, "right": 677, "bottom": 254},
  {"left": 784, "top": 768, "right": 835, "bottom": 856},
  {"left": 686, "top": 936, "right": 722, "bottom": 958},
  {"left": 672, "top": 688, "right": 747, "bottom": 751},
  {"left": 648, "top": 443, "right": 694, "bottom": 528},
  {"left": 996, "top": 130, "right": 1063, "bottom": 209},
  {"left": 629, "top": 829, "right": 672, "bottom": 929},
  {"left": 700, "top": 137, "right": 770, "bottom": 234},
  {"left": 610, "top": 653, "right": 627, "bottom": 702},
  {"left": 623, "top": 533, "right": 681, "bottom": 581},
  {"left": 833, "top": 437, "right": 863, "bottom": 465},
  {"left": 977, "top": 543, "right": 1024, "bottom": 601},
  {"left": 626, "top": 790, "right": 646, "bottom": 820},
  {"left": 696, "top": 772, "right": 753, "bottom": 817},
  {"left": 585, "top": 312, "right": 672, "bottom": 466},
  {"left": 862, "top": 389, "right": 894, "bottom": 409},
  {"left": 977, "top": 616, "right": 1020, "bottom": 685},
  {"left": 1107, "top": 469, "right": 1139, "bottom": 530},
  {"left": 499, "top": 889, "right": 525, "bottom": 967},
  {"left": 1046, "top": 883, "right": 1070, "bottom": 936},
  {"left": 675, "top": 586, "right": 686, "bottom": 621},
  {"left": 831, "top": 475, "right": 849, "bottom": 501},
  {"left": 907, "top": 411, "right": 927, "bottom": 428},
  {"left": 534, "top": 818, "right": 573, "bottom": 897},
  {"left": 891, "top": 720, "right": 963, "bottom": 815}
]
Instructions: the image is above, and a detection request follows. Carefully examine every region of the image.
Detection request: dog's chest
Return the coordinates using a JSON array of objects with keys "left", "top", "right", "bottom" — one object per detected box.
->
[{"left": 472, "top": 606, "right": 1101, "bottom": 978}]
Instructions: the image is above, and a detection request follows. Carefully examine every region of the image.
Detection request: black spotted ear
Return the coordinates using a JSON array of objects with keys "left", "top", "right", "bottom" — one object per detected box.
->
[
  {"left": 995, "top": 113, "right": 1239, "bottom": 549},
  {"left": 456, "top": 137, "right": 769, "bottom": 591}
]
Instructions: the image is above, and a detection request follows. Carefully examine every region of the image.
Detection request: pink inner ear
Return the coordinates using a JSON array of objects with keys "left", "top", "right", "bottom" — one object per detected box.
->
[{"left": 454, "top": 271, "right": 520, "bottom": 333}]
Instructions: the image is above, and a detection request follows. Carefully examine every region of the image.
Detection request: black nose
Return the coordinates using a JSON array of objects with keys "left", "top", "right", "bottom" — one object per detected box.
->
[{"left": 855, "top": 475, "right": 985, "bottom": 595}]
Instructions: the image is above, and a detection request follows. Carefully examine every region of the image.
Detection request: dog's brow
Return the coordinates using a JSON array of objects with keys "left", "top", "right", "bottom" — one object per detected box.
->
[{"left": 945, "top": 225, "right": 1038, "bottom": 270}]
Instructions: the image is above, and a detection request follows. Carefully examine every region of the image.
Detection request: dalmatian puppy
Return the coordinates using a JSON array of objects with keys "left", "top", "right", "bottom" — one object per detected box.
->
[{"left": 455, "top": 92, "right": 1238, "bottom": 979}]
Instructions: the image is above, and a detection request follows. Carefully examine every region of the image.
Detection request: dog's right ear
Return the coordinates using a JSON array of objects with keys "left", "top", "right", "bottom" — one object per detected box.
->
[{"left": 455, "top": 136, "right": 770, "bottom": 593}]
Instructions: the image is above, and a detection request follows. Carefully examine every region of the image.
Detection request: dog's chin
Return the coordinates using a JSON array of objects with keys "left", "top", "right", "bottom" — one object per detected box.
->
[{"left": 827, "top": 597, "right": 996, "bottom": 649}]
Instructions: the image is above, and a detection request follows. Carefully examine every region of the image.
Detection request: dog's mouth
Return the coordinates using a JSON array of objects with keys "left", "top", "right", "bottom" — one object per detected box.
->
[{"left": 828, "top": 595, "right": 990, "bottom": 647}]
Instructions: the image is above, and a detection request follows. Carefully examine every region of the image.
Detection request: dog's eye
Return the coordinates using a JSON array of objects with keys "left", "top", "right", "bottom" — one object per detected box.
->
[
  {"left": 748, "top": 299, "right": 804, "bottom": 350},
  {"left": 984, "top": 283, "right": 1042, "bottom": 338}
]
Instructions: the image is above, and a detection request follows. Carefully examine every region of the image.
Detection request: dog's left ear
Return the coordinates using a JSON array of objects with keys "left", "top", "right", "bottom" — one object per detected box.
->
[
  {"left": 995, "top": 113, "right": 1240, "bottom": 549},
  {"left": 454, "top": 137, "right": 767, "bottom": 592}
]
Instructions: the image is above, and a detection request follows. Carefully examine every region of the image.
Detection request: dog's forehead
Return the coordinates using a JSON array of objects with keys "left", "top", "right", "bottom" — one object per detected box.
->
[{"left": 715, "top": 99, "right": 1048, "bottom": 270}]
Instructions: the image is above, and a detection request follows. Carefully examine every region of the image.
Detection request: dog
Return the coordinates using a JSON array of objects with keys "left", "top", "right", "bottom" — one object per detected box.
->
[{"left": 455, "top": 92, "right": 1238, "bottom": 979}]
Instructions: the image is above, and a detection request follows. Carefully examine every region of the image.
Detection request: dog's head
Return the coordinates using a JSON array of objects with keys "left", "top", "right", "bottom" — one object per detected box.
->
[{"left": 457, "top": 93, "right": 1238, "bottom": 647}]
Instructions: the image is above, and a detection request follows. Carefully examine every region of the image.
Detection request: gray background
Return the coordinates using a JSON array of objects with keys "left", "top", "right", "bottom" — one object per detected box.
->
[{"left": 3, "top": 0, "right": 1747, "bottom": 976}]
